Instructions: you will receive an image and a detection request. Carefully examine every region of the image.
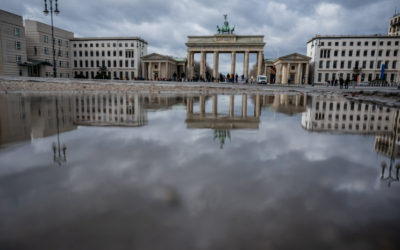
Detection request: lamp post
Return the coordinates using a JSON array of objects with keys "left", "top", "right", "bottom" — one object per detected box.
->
[
  {"left": 52, "top": 97, "right": 67, "bottom": 165},
  {"left": 43, "top": 0, "right": 60, "bottom": 78}
]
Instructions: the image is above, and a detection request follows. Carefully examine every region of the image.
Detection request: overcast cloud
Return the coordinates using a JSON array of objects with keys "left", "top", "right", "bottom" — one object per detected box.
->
[{"left": 1, "top": 0, "right": 399, "bottom": 59}]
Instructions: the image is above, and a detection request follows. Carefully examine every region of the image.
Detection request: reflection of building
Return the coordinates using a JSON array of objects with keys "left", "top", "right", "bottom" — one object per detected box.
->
[
  {"left": 185, "top": 94, "right": 260, "bottom": 130},
  {"left": 374, "top": 110, "right": 400, "bottom": 158},
  {"left": 74, "top": 93, "right": 147, "bottom": 127},
  {"left": 302, "top": 95, "right": 395, "bottom": 134}
]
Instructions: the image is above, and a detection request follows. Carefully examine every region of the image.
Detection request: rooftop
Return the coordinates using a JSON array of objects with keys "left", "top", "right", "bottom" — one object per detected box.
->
[
  {"left": 71, "top": 37, "right": 148, "bottom": 44},
  {"left": 308, "top": 34, "right": 400, "bottom": 43}
]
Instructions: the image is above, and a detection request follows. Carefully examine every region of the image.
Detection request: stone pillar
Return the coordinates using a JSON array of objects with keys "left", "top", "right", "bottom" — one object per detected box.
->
[
  {"left": 276, "top": 64, "right": 281, "bottom": 84},
  {"left": 187, "top": 51, "right": 191, "bottom": 80},
  {"left": 200, "top": 51, "right": 206, "bottom": 80},
  {"left": 148, "top": 62, "right": 151, "bottom": 80},
  {"left": 287, "top": 63, "right": 291, "bottom": 84},
  {"left": 230, "top": 51, "right": 236, "bottom": 76},
  {"left": 141, "top": 62, "right": 145, "bottom": 79},
  {"left": 281, "top": 64, "right": 286, "bottom": 84},
  {"left": 242, "top": 94, "right": 247, "bottom": 118},
  {"left": 158, "top": 62, "right": 161, "bottom": 80},
  {"left": 305, "top": 63, "right": 310, "bottom": 84},
  {"left": 255, "top": 94, "right": 260, "bottom": 118},
  {"left": 199, "top": 95, "right": 205, "bottom": 116},
  {"left": 229, "top": 95, "right": 234, "bottom": 117},
  {"left": 212, "top": 95, "right": 218, "bottom": 117},
  {"left": 257, "top": 51, "right": 263, "bottom": 76},
  {"left": 213, "top": 51, "right": 219, "bottom": 81},
  {"left": 297, "top": 63, "right": 303, "bottom": 84},
  {"left": 244, "top": 51, "right": 249, "bottom": 79}
]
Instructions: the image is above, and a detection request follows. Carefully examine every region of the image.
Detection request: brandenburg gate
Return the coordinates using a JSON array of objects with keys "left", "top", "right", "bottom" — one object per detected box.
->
[{"left": 185, "top": 15, "right": 266, "bottom": 80}]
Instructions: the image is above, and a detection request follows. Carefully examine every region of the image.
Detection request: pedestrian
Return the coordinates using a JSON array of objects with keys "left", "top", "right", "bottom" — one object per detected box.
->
[
  {"left": 345, "top": 78, "right": 349, "bottom": 89},
  {"left": 339, "top": 77, "right": 344, "bottom": 89},
  {"left": 250, "top": 76, "right": 254, "bottom": 84},
  {"left": 235, "top": 74, "right": 238, "bottom": 83}
]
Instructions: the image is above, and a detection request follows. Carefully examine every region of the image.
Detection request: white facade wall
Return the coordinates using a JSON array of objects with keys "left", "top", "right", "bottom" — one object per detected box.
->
[
  {"left": 71, "top": 38, "right": 147, "bottom": 80},
  {"left": 307, "top": 36, "right": 400, "bottom": 84},
  {"left": 388, "top": 14, "right": 400, "bottom": 36}
]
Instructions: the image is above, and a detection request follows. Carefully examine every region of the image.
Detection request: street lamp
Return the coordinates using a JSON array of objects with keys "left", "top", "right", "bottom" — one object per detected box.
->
[
  {"left": 43, "top": 0, "right": 60, "bottom": 78},
  {"left": 52, "top": 98, "right": 67, "bottom": 165}
]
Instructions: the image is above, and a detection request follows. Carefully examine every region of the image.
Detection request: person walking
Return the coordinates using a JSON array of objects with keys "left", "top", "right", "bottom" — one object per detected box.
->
[
  {"left": 345, "top": 78, "right": 349, "bottom": 89},
  {"left": 339, "top": 77, "right": 344, "bottom": 89}
]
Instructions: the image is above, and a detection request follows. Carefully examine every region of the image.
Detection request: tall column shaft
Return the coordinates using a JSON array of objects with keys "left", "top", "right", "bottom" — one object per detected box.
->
[
  {"left": 229, "top": 95, "right": 234, "bottom": 117},
  {"left": 230, "top": 52, "right": 236, "bottom": 76},
  {"left": 242, "top": 94, "right": 247, "bottom": 118},
  {"left": 287, "top": 63, "right": 291, "bottom": 84},
  {"left": 213, "top": 51, "right": 219, "bottom": 80},
  {"left": 305, "top": 63, "right": 310, "bottom": 84},
  {"left": 255, "top": 94, "right": 260, "bottom": 118},
  {"left": 297, "top": 63, "right": 303, "bottom": 84},
  {"left": 244, "top": 51, "right": 249, "bottom": 79},
  {"left": 212, "top": 95, "right": 218, "bottom": 116},
  {"left": 200, "top": 51, "right": 206, "bottom": 80},
  {"left": 199, "top": 95, "right": 205, "bottom": 115},
  {"left": 158, "top": 62, "right": 161, "bottom": 80},
  {"left": 141, "top": 62, "right": 145, "bottom": 79},
  {"left": 148, "top": 62, "right": 151, "bottom": 80},
  {"left": 257, "top": 51, "right": 263, "bottom": 76}
]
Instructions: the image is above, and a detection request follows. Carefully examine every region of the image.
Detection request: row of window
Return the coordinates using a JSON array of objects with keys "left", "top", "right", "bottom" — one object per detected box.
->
[
  {"left": 74, "top": 60, "right": 135, "bottom": 68},
  {"left": 73, "top": 42, "right": 145, "bottom": 49},
  {"left": 73, "top": 50, "right": 135, "bottom": 58},
  {"left": 318, "top": 40, "right": 399, "bottom": 47},
  {"left": 319, "top": 60, "right": 397, "bottom": 70},
  {"left": 43, "top": 35, "right": 69, "bottom": 47},
  {"left": 41, "top": 47, "right": 69, "bottom": 58},
  {"left": 314, "top": 122, "right": 389, "bottom": 131},
  {"left": 44, "top": 72, "right": 70, "bottom": 78},
  {"left": 315, "top": 101, "right": 390, "bottom": 112},
  {"left": 317, "top": 72, "right": 397, "bottom": 82},
  {"left": 315, "top": 112, "right": 390, "bottom": 123},
  {"left": 319, "top": 49, "right": 399, "bottom": 58},
  {"left": 74, "top": 71, "right": 135, "bottom": 80}
]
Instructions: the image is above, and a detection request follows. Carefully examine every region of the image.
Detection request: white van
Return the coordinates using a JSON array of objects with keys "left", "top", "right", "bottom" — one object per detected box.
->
[{"left": 257, "top": 75, "right": 267, "bottom": 84}]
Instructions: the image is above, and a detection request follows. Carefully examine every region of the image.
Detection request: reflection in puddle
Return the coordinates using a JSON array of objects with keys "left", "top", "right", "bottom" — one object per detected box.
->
[{"left": 0, "top": 92, "right": 400, "bottom": 249}]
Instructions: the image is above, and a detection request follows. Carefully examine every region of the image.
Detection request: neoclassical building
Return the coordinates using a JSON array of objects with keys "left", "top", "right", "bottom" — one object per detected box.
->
[
  {"left": 264, "top": 53, "right": 311, "bottom": 84},
  {"left": 141, "top": 53, "right": 186, "bottom": 80}
]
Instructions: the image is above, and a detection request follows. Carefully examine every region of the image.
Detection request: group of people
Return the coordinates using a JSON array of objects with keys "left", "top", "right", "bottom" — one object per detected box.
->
[{"left": 326, "top": 78, "right": 350, "bottom": 89}]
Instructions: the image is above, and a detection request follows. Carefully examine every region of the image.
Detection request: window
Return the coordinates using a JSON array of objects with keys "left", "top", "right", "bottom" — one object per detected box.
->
[
  {"left": 319, "top": 60, "right": 323, "bottom": 69},
  {"left": 74, "top": 60, "right": 77, "bottom": 67},
  {"left": 347, "top": 61, "right": 352, "bottom": 69},
  {"left": 326, "top": 61, "right": 330, "bottom": 69},
  {"left": 350, "top": 42, "right": 354, "bottom": 46},
  {"left": 44, "top": 47, "right": 49, "bottom": 54},
  {"left": 335, "top": 42, "right": 339, "bottom": 46},
  {"left": 342, "top": 41, "right": 346, "bottom": 46},
  {"left": 96, "top": 43, "right": 99, "bottom": 47},
  {"left": 119, "top": 43, "right": 122, "bottom": 47},
  {"left": 341, "top": 50, "right": 346, "bottom": 57},
  {"left": 377, "top": 61, "right": 381, "bottom": 69},
  {"left": 357, "top": 41, "right": 361, "bottom": 46},
  {"left": 102, "top": 51, "right": 105, "bottom": 56},
  {"left": 395, "top": 41, "right": 399, "bottom": 46},
  {"left": 333, "top": 60, "right": 337, "bottom": 69},
  {"left": 393, "top": 61, "right": 397, "bottom": 69},
  {"left": 363, "top": 50, "right": 367, "bottom": 56},
  {"left": 58, "top": 39, "right": 62, "bottom": 46},
  {"left": 125, "top": 60, "right": 129, "bottom": 67},
  {"left": 334, "top": 50, "right": 338, "bottom": 57},
  {"left": 107, "top": 51, "right": 111, "bottom": 56},
  {"left": 90, "top": 51, "right": 93, "bottom": 56},
  {"left": 394, "top": 50, "right": 398, "bottom": 56},
  {"left": 356, "top": 50, "right": 360, "bottom": 57},
  {"left": 113, "top": 43, "right": 116, "bottom": 47},
  {"left": 14, "top": 27, "right": 20, "bottom": 36},
  {"left": 43, "top": 35, "right": 49, "bottom": 43},
  {"left": 364, "top": 41, "right": 368, "bottom": 46},
  {"left": 131, "top": 60, "right": 134, "bottom": 67},
  {"left": 349, "top": 50, "right": 353, "bottom": 57},
  {"left": 387, "top": 41, "right": 391, "bottom": 46},
  {"left": 34, "top": 46, "right": 37, "bottom": 55},
  {"left": 79, "top": 51, "right": 82, "bottom": 57},
  {"left": 370, "top": 61, "right": 374, "bottom": 69},
  {"left": 119, "top": 51, "right": 123, "bottom": 57},
  {"left": 362, "top": 61, "right": 366, "bottom": 69},
  {"left": 386, "top": 50, "right": 390, "bottom": 57},
  {"left": 85, "top": 51, "right": 88, "bottom": 56},
  {"left": 96, "top": 51, "right": 99, "bottom": 56},
  {"left": 371, "top": 50, "right": 375, "bottom": 56},
  {"left": 126, "top": 50, "right": 134, "bottom": 58},
  {"left": 379, "top": 41, "right": 383, "bottom": 46},
  {"left": 378, "top": 50, "right": 383, "bottom": 56},
  {"left": 340, "top": 61, "right": 344, "bottom": 69},
  {"left": 16, "top": 55, "right": 21, "bottom": 63},
  {"left": 355, "top": 61, "right": 359, "bottom": 69},
  {"left": 318, "top": 73, "right": 322, "bottom": 82},
  {"left": 372, "top": 41, "right": 376, "bottom": 46},
  {"left": 15, "top": 41, "right": 21, "bottom": 50},
  {"left": 119, "top": 60, "right": 123, "bottom": 67}
]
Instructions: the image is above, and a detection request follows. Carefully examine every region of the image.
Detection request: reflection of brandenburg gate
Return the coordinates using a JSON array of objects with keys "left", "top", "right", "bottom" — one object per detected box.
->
[
  {"left": 185, "top": 94, "right": 261, "bottom": 129},
  {"left": 185, "top": 35, "right": 266, "bottom": 80}
]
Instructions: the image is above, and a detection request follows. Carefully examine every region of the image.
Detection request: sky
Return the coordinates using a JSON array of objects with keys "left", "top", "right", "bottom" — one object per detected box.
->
[{"left": 1, "top": 0, "right": 399, "bottom": 73}]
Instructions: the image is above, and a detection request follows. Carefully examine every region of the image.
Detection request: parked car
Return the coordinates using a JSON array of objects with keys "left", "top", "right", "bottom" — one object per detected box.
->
[{"left": 257, "top": 75, "right": 267, "bottom": 84}]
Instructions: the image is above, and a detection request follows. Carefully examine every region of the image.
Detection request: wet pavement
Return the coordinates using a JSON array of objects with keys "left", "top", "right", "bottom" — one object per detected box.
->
[{"left": 0, "top": 92, "right": 399, "bottom": 250}]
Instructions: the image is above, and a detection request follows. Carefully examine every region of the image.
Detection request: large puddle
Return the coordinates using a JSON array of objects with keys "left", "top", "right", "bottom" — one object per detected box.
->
[{"left": 1, "top": 92, "right": 399, "bottom": 249}]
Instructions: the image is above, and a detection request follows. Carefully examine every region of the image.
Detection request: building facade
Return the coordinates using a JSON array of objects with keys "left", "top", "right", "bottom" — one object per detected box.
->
[
  {"left": 264, "top": 53, "right": 310, "bottom": 84},
  {"left": 307, "top": 35, "right": 400, "bottom": 84},
  {"left": 0, "top": 9, "right": 28, "bottom": 76},
  {"left": 70, "top": 37, "right": 147, "bottom": 80},
  {"left": 388, "top": 13, "right": 400, "bottom": 36},
  {"left": 141, "top": 53, "right": 186, "bottom": 80},
  {"left": 24, "top": 19, "right": 73, "bottom": 78}
]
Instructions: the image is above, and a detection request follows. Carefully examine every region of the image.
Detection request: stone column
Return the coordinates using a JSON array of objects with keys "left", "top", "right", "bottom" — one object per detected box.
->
[
  {"left": 244, "top": 51, "right": 249, "bottom": 79},
  {"left": 287, "top": 63, "right": 291, "bottom": 84},
  {"left": 257, "top": 51, "right": 263, "bottom": 76},
  {"left": 229, "top": 95, "right": 234, "bottom": 117},
  {"left": 255, "top": 94, "right": 260, "bottom": 118},
  {"left": 199, "top": 95, "right": 205, "bottom": 116},
  {"left": 212, "top": 95, "right": 218, "bottom": 117},
  {"left": 187, "top": 51, "right": 191, "bottom": 80},
  {"left": 158, "top": 62, "right": 161, "bottom": 80},
  {"left": 281, "top": 64, "right": 286, "bottom": 84},
  {"left": 305, "top": 63, "right": 310, "bottom": 84},
  {"left": 276, "top": 64, "right": 281, "bottom": 84},
  {"left": 200, "top": 51, "right": 206, "bottom": 80},
  {"left": 297, "top": 63, "right": 303, "bottom": 84},
  {"left": 230, "top": 51, "right": 236, "bottom": 76},
  {"left": 242, "top": 94, "right": 247, "bottom": 118},
  {"left": 141, "top": 62, "right": 145, "bottom": 79},
  {"left": 213, "top": 51, "right": 219, "bottom": 81},
  {"left": 148, "top": 62, "right": 151, "bottom": 80}
]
